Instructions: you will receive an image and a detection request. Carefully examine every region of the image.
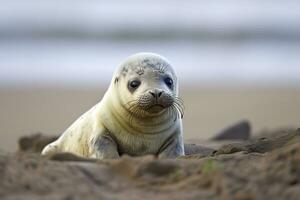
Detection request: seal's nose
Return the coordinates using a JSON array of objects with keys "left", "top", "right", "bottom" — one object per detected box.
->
[{"left": 149, "top": 89, "right": 163, "bottom": 99}]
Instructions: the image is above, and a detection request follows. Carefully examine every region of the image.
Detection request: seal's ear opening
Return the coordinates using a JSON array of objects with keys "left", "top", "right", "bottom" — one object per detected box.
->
[{"left": 114, "top": 77, "right": 119, "bottom": 84}]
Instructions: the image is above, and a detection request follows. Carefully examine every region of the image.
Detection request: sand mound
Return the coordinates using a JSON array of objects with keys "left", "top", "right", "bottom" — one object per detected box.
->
[{"left": 0, "top": 129, "right": 299, "bottom": 200}]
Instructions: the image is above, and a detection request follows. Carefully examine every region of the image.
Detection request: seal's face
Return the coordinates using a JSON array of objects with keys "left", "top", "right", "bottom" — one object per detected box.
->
[
  {"left": 114, "top": 53, "right": 184, "bottom": 119},
  {"left": 127, "top": 67, "right": 175, "bottom": 114}
]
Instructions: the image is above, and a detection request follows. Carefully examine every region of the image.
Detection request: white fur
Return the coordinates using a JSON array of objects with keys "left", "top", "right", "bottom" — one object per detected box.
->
[{"left": 42, "top": 53, "right": 184, "bottom": 158}]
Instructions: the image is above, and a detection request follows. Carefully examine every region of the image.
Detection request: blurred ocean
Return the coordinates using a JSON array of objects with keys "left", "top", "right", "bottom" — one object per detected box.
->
[{"left": 0, "top": 0, "right": 300, "bottom": 87}]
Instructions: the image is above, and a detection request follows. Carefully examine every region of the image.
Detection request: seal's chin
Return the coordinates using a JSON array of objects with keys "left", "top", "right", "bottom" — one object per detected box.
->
[{"left": 146, "top": 104, "right": 168, "bottom": 114}]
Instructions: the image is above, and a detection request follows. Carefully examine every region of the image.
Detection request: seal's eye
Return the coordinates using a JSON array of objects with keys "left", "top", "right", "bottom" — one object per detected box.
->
[
  {"left": 164, "top": 77, "right": 173, "bottom": 88},
  {"left": 129, "top": 80, "right": 141, "bottom": 90}
]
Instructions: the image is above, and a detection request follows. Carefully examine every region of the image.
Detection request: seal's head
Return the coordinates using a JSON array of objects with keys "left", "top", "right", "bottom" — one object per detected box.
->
[{"left": 112, "top": 53, "right": 184, "bottom": 120}]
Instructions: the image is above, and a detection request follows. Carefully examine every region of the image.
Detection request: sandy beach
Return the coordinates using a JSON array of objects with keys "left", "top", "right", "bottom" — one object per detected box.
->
[
  {"left": 0, "top": 125, "right": 299, "bottom": 200},
  {"left": 0, "top": 86, "right": 299, "bottom": 152}
]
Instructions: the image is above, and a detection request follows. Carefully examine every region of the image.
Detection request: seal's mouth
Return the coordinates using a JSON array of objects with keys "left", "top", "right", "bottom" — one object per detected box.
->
[
  {"left": 125, "top": 93, "right": 184, "bottom": 123},
  {"left": 146, "top": 104, "right": 167, "bottom": 113}
]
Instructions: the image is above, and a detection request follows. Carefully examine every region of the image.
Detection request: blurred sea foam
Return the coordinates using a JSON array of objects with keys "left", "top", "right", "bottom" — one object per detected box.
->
[{"left": 1, "top": 0, "right": 300, "bottom": 87}]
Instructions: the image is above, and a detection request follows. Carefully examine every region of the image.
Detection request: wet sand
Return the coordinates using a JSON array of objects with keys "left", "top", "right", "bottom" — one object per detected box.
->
[{"left": 0, "top": 86, "right": 300, "bottom": 151}]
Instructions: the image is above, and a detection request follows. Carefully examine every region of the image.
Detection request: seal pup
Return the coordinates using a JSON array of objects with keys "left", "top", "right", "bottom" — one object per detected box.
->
[{"left": 42, "top": 53, "right": 185, "bottom": 159}]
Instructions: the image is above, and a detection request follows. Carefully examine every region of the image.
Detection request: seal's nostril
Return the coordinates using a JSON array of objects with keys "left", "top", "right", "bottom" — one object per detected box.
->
[
  {"left": 158, "top": 91, "right": 163, "bottom": 97},
  {"left": 149, "top": 90, "right": 163, "bottom": 99},
  {"left": 149, "top": 91, "right": 156, "bottom": 98}
]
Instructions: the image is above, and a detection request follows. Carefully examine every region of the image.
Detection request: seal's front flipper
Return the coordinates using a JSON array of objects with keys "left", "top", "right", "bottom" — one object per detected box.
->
[
  {"left": 41, "top": 141, "right": 61, "bottom": 156},
  {"left": 158, "top": 133, "right": 184, "bottom": 159},
  {"left": 91, "top": 134, "right": 120, "bottom": 159}
]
